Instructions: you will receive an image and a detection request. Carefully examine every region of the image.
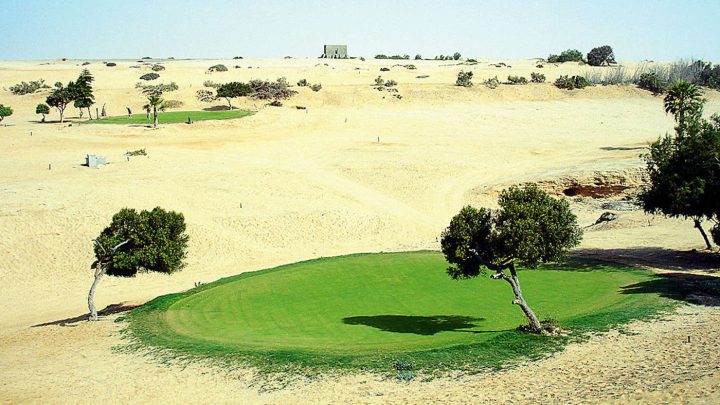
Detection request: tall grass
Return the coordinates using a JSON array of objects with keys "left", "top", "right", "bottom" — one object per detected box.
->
[{"left": 583, "top": 59, "right": 712, "bottom": 92}]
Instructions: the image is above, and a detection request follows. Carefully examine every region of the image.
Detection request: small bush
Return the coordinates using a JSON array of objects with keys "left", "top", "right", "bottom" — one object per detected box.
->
[
  {"left": 380, "top": 67, "right": 390, "bottom": 72},
  {"left": 415, "top": 54, "right": 422, "bottom": 60},
  {"left": 635, "top": 72, "right": 667, "bottom": 94},
  {"left": 404, "top": 64, "right": 416, "bottom": 70},
  {"left": 136, "top": 82, "right": 179, "bottom": 94},
  {"left": 151, "top": 64, "right": 165, "bottom": 72},
  {"left": 203, "top": 80, "right": 219, "bottom": 89},
  {"left": 82, "top": 62, "right": 90, "bottom": 66},
  {"left": 269, "top": 100, "right": 283, "bottom": 107},
  {"left": 0, "top": 104, "right": 13, "bottom": 122},
  {"left": 554, "top": 75, "right": 591, "bottom": 90},
  {"left": 125, "top": 148, "right": 147, "bottom": 156},
  {"left": 105, "top": 62, "right": 116, "bottom": 67},
  {"left": 466, "top": 58, "right": 478, "bottom": 64},
  {"left": 233, "top": 56, "right": 243, "bottom": 59},
  {"left": 310, "top": 83, "right": 322, "bottom": 92},
  {"left": 456, "top": 70, "right": 474, "bottom": 87},
  {"left": 360, "top": 57, "right": 366, "bottom": 61},
  {"left": 196, "top": 89, "right": 216, "bottom": 102},
  {"left": 163, "top": 100, "right": 183, "bottom": 109},
  {"left": 547, "top": 49, "right": 584, "bottom": 63},
  {"left": 8, "top": 79, "right": 50, "bottom": 95},
  {"left": 507, "top": 75, "right": 528, "bottom": 85},
  {"left": 297, "top": 79, "right": 308, "bottom": 87},
  {"left": 374, "top": 76, "right": 385, "bottom": 86},
  {"left": 140, "top": 73, "right": 160, "bottom": 81},
  {"left": 248, "top": 78, "right": 298, "bottom": 100},
  {"left": 384, "top": 80, "right": 397, "bottom": 87},
  {"left": 483, "top": 76, "right": 500, "bottom": 89},
  {"left": 208, "top": 64, "right": 228, "bottom": 72},
  {"left": 530, "top": 72, "right": 546, "bottom": 83}
]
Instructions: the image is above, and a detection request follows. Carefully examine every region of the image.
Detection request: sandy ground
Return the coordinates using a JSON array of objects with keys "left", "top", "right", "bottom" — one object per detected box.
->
[{"left": 1, "top": 58, "right": 719, "bottom": 403}]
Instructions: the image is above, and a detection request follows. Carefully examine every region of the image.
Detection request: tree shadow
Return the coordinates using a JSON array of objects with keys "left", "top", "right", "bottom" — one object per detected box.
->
[
  {"left": 600, "top": 146, "right": 646, "bottom": 151},
  {"left": 202, "top": 105, "right": 234, "bottom": 111},
  {"left": 32, "top": 303, "right": 139, "bottom": 327},
  {"left": 574, "top": 247, "right": 720, "bottom": 273},
  {"left": 342, "top": 315, "right": 495, "bottom": 335},
  {"left": 621, "top": 273, "right": 720, "bottom": 306}
]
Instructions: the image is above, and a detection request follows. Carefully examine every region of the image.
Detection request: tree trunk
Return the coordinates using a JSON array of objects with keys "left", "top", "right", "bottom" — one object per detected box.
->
[
  {"left": 227, "top": 98, "right": 233, "bottom": 110},
  {"left": 59, "top": 108, "right": 64, "bottom": 123},
  {"left": 153, "top": 106, "right": 158, "bottom": 128},
  {"left": 87, "top": 106, "right": 92, "bottom": 120},
  {"left": 41, "top": 114, "right": 45, "bottom": 123},
  {"left": 694, "top": 218, "right": 713, "bottom": 250},
  {"left": 492, "top": 263, "right": 545, "bottom": 334},
  {"left": 88, "top": 264, "right": 105, "bottom": 321}
]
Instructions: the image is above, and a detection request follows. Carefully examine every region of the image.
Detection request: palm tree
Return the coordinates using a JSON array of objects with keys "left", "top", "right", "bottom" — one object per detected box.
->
[
  {"left": 664, "top": 80, "right": 704, "bottom": 125},
  {"left": 143, "top": 95, "right": 165, "bottom": 128}
]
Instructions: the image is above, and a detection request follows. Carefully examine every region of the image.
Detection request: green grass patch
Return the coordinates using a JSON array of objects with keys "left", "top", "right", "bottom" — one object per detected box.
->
[
  {"left": 123, "top": 251, "right": 676, "bottom": 375},
  {"left": 90, "top": 109, "right": 254, "bottom": 125}
]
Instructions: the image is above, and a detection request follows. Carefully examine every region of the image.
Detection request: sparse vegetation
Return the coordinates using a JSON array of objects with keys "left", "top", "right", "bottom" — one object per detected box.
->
[
  {"left": 456, "top": 70, "right": 474, "bottom": 87},
  {"left": 554, "top": 75, "right": 592, "bottom": 90},
  {"left": 140, "top": 72, "right": 160, "bottom": 81},
  {"left": 507, "top": 75, "right": 528, "bottom": 85},
  {"left": 136, "top": 82, "right": 179, "bottom": 93},
  {"left": 636, "top": 72, "right": 667, "bottom": 94},
  {"left": 483, "top": 76, "right": 500, "bottom": 89},
  {"left": 547, "top": 49, "right": 584, "bottom": 63},
  {"left": 151, "top": 64, "right": 165, "bottom": 71},
  {"left": 8, "top": 79, "right": 50, "bottom": 95},
  {"left": 531, "top": 72, "right": 546, "bottom": 83},
  {"left": 195, "top": 89, "right": 216, "bottom": 103},
  {"left": 207, "top": 64, "right": 228, "bottom": 72},
  {"left": 248, "top": 78, "right": 298, "bottom": 100},
  {"left": 163, "top": 100, "right": 183, "bottom": 109},
  {"left": 203, "top": 80, "right": 220, "bottom": 89},
  {"left": 375, "top": 54, "right": 410, "bottom": 60},
  {"left": 310, "top": 83, "right": 322, "bottom": 92}
]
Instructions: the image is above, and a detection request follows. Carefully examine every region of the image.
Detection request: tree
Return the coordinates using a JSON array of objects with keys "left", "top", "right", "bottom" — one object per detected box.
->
[
  {"left": 586, "top": 45, "right": 615, "bottom": 66},
  {"left": 36, "top": 104, "right": 50, "bottom": 122},
  {"left": 441, "top": 185, "right": 582, "bottom": 334},
  {"left": 0, "top": 104, "right": 12, "bottom": 123},
  {"left": 143, "top": 94, "right": 165, "bottom": 128},
  {"left": 639, "top": 113, "right": 720, "bottom": 250},
  {"left": 71, "top": 69, "right": 95, "bottom": 119},
  {"left": 216, "top": 82, "right": 254, "bottom": 109},
  {"left": 415, "top": 54, "right": 422, "bottom": 60},
  {"left": 664, "top": 80, "right": 705, "bottom": 128},
  {"left": 88, "top": 207, "right": 189, "bottom": 320},
  {"left": 453, "top": 52, "right": 461, "bottom": 61},
  {"left": 46, "top": 82, "right": 74, "bottom": 123}
]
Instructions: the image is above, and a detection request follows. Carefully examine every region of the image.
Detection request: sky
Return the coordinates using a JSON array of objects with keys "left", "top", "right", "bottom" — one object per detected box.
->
[{"left": 1, "top": 0, "right": 718, "bottom": 61}]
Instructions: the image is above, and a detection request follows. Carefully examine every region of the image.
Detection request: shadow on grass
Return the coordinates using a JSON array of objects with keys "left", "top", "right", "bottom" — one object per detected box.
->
[
  {"left": 32, "top": 303, "right": 140, "bottom": 327},
  {"left": 342, "top": 315, "right": 497, "bottom": 335},
  {"left": 202, "top": 105, "right": 235, "bottom": 111},
  {"left": 574, "top": 247, "right": 720, "bottom": 272},
  {"left": 621, "top": 273, "right": 720, "bottom": 306},
  {"left": 600, "top": 146, "right": 646, "bottom": 151}
]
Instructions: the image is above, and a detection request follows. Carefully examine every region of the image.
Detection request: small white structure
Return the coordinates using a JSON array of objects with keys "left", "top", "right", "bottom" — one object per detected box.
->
[{"left": 86, "top": 154, "right": 106, "bottom": 168}]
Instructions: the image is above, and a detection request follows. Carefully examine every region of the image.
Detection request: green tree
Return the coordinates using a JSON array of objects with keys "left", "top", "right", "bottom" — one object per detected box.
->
[
  {"left": 71, "top": 69, "right": 95, "bottom": 119},
  {"left": 639, "top": 114, "right": 720, "bottom": 249},
  {"left": 453, "top": 52, "right": 461, "bottom": 61},
  {"left": 663, "top": 80, "right": 705, "bottom": 129},
  {"left": 46, "top": 82, "right": 74, "bottom": 123},
  {"left": 143, "top": 94, "right": 165, "bottom": 128},
  {"left": 414, "top": 54, "right": 422, "bottom": 60},
  {"left": 0, "top": 104, "right": 12, "bottom": 123},
  {"left": 441, "top": 185, "right": 582, "bottom": 334},
  {"left": 88, "top": 207, "right": 189, "bottom": 320},
  {"left": 36, "top": 104, "right": 50, "bottom": 122},
  {"left": 586, "top": 45, "right": 615, "bottom": 66},
  {"left": 216, "top": 81, "right": 254, "bottom": 110}
]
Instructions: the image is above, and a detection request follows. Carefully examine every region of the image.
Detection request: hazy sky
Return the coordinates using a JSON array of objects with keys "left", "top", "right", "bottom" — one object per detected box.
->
[{"left": 1, "top": 0, "right": 718, "bottom": 61}]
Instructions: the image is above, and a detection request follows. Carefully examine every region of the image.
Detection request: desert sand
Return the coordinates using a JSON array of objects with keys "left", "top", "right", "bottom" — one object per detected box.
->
[{"left": 1, "top": 57, "right": 719, "bottom": 403}]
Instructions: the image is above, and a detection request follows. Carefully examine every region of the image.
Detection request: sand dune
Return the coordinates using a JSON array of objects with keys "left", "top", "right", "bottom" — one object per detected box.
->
[{"left": 1, "top": 58, "right": 719, "bottom": 403}]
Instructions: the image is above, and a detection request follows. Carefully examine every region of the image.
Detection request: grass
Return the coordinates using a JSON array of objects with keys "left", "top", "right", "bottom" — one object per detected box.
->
[
  {"left": 123, "top": 251, "right": 675, "bottom": 375},
  {"left": 89, "top": 109, "right": 254, "bottom": 125}
]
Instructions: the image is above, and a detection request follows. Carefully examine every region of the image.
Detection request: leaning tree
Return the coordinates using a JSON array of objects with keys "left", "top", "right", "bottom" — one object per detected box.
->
[
  {"left": 216, "top": 81, "right": 254, "bottom": 110},
  {"left": 88, "top": 207, "right": 189, "bottom": 320},
  {"left": 35, "top": 104, "right": 50, "bottom": 122},
  {"left": 441, "top": 185, "right": 582, "bottom": 334}
]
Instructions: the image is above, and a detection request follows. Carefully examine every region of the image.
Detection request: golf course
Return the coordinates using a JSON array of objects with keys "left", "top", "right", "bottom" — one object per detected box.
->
[
  {"left": 126, "top": 251, "right": 672, "bottom": 371},
  {"left": 88, "top": 109, "right": 254, "bottom": 125}
]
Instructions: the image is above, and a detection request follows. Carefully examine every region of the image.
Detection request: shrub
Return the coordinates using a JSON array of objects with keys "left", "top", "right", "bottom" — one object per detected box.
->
[
  {"left": 269, "top": 100, "right": 283, "bottom": 107},
  {"left": 404, "top": 64, "right": 416, "bottom": 70},
  {"left": 415, "top": 54, "right": 422, "bottom": 60},
  {"left": 310, "top": 83, "right": 322, "bottom": 92},
  {"left": 163, "top": 100, "right": 183, "bottom": 109},
  {"left": 636, "top": 72, "right": 667, "bottom": 94},
  {"left": 380, "top": 67, "right": 390, "bottom": 72},
  {"left": 233, "top": 56, "right": 243, "bottom": 59},
  {"left": 456, "top": 70, "right": 474, "bottom": 87},
  {"left": 203, "top": 80, "right": 220, "bottom": 89},
  {"left": 8, "top": 79, "right": 50, "bottom": 95},
  {"left": 248, "top": 78, "right": 298, "bottom": 100},
  {"left": 196, "top": 89, "right": 216, "bottom": 102},
  {"left": 375, "top": 76, "right": 385, "bottom": 86},
  {"left": 530, "top": 72, "right": 546, "bottom": 83},
  {"left": 297, "top": 79, "right": 308, "bottom": 87},
  {"left": 136, "top": 82, "right": 178, "bottom": 94},
  {"left": 584, "top": 66, "right": 634, "bottom": 86},
  {"left": 0, "top": 104, "right": 13, "bottom": 122},
  {"left": 82, "top": 62, "right": 90, "bottom": 66},
  {"left": 587, "top": 45, "right": 615, "bottom": 66},
  {"left": 696, "top": 61, "right": 720, "bottom": 89},
  {"left": 483, "top": 76, "right": 500, "bottom": 89},
  {"left": 466, "top": 58, "right": 478, "bottom": 64},
  {"left": 36, "top": 103, "right": 50, "bottom": 122},
  {"left": 208, "top": 64, "right": 228, "bottom": 72},
  {"left": 140, "top": 73, "right": 160, "bottom": 81},
  {"left": 105, "top": 62, "right": 116, "bottom": 67},
  {"left": 547, "top": 49, "right": 583, "bottom": 63},
  {"left": 507, "top": 75, "right": 528, "bottom": 85},
  {"left": 384, "top": 80, "right": 397, "bottom": 87},
  {"left": 554, "top": 75, "right": 591, "bottom": 90},
  {"left": 453, "top": 52, "right": 461, "bottom": 60},
  {"left": 151, "top": 64, "right": 165, "bottom": 71}
]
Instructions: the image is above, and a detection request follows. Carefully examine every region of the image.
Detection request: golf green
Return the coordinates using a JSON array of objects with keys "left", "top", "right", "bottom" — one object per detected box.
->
[
  {"left": 88, "top": 109, "right": 253, "bottom": 125},
  {"left": 128, "top": 251, "right": 668, "bottom": 369}
]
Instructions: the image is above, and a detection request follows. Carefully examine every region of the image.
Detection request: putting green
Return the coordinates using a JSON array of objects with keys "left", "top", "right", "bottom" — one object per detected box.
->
[
  {"left": 128, "top": 251, "right": 670, "bottom": 370},
  {"left": 87, "top": 109, "right": 253, "bottom": 125}
]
